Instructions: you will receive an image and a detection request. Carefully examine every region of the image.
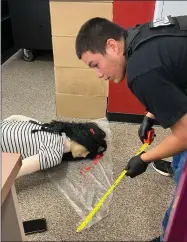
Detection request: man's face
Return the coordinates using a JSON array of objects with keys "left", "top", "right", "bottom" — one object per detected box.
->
[{"left": 81, "top": 39, "right": 126, "bottom": 83}]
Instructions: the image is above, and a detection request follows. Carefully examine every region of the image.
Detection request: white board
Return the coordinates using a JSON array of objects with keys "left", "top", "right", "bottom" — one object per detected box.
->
[{"left": 162, "top": 1, "right": 187, "bottom": 17}]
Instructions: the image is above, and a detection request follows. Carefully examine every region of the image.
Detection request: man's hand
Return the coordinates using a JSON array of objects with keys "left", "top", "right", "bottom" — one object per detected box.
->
[
  {"left": 141, "top": 113, "right": 187, "bottom": 162},
  {"left": 125, "top": 153, "right": 149, "bottom": 178},
  {"left": 138, "top": 115, "right": 155, "bottom": 143}
]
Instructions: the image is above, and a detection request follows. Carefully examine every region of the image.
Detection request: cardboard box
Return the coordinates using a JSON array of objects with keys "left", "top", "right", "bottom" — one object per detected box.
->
[
  {"left": 50, "top": 1, "right": 113, "bottom": 36},
  {"left": 52, "top": 36, "right": 89, "bottom": 68},
  {"left": 56, "top": 93, "right": 107, "bottom": 119},
  {"left": 55, "top": 67, "right": 108, "bottom": 96}
]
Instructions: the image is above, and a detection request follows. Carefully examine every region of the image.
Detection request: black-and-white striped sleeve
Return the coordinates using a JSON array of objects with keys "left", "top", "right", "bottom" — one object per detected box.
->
[
  {"left": 1, "top": 120, "right": 42, "bottom": 159},
  {"left": 1, "top": 120, "right": 65, "bottom": 169},
  {"left": 38, "top": 134, "right": 64, "bottom": 170}
]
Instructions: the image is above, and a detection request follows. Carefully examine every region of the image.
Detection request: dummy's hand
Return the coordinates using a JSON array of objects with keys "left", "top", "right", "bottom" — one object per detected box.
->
[
  {"left": 138, "top": 116, "right": 154, "bottom": 143},
  {"left": 125, "top": 153, "right": 149, "bottom": 178}
]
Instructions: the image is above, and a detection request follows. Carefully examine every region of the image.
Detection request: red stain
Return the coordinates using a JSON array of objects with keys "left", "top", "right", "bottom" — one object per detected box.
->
[
  {"left": 93, "top": 160, "right": 99, "bottom": 165},
  {"left": 85, "top": 166, "right": 92, "bottom": 171},
  {"left": 80, "top": 168, "right": 84, "bottom": 175},
  {"left": 90, "top": 128, "right": 95, "bottom": 135},
  {"left": 94, "top": 153, "right": 104, "bottom": 165},
  {"left": 79, "top": 153, "right": 104, "bottom": 176},
  {"left": 93, "top": 157, "right": 99, "bottom": 165}
]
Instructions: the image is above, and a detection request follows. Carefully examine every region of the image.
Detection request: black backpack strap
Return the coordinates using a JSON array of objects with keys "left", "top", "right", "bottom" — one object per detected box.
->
[
  {"left": 124, "top": 27, "right": 140, "bottom": 57},
  {"left": 125, "top": 15, "right": 187, "bottom": 60},
  {"left": 176, "top": 15, "right": 187, "bottom": 30}
]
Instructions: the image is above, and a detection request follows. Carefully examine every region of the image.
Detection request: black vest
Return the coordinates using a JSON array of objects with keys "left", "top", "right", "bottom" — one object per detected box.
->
[{"left": 125, "top": 15, "right": 187, "bottom": 94}]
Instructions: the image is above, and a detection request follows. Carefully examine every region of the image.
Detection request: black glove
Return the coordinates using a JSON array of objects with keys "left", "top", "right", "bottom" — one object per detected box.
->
[
  {"left": 138, "top": 116, "right": 154, "bottom": 143},
  {"left": 125, "top": 153, "right": 149, "bottom": 178}
]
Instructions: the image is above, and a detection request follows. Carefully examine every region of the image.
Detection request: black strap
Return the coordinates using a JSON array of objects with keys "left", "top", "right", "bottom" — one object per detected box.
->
[
  {"left": 29, "top": 120, "right": 62, "bottom": 135},
  {"left": 125, "top": 15, "right": 187, "bottom": 60}
]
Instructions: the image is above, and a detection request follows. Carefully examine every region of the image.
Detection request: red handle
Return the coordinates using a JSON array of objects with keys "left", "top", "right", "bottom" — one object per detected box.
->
[{"left": 144, "top": 128, "right": 155, "bottom": 145}]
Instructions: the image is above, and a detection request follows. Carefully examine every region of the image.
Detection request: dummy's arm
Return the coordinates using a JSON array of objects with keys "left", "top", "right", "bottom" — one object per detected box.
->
[
  {"left": 4, "top": 115, "right": 38, "bottom": 122},
  {"left": 16, "top": 154, "right": 40, "bottom": 178}
]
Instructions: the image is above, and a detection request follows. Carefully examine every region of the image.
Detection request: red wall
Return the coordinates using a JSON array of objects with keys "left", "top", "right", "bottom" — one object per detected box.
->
[{"left": 108, "top": 1, "right": 156, "bottom": 115}]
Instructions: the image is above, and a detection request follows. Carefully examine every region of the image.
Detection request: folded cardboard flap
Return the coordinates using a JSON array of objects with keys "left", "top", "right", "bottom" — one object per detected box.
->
[
  {"left": 56, "top": 93, "right": 107, "bottom": 119},
  {"left": 50, "top": 1, "right": 113, "bottom": 37},
  {"left": 55, "top": 67, "right": 108, "bottom": 96}
]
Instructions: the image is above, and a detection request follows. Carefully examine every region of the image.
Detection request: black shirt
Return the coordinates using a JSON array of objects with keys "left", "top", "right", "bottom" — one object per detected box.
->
[{"left": 126, "top": 35, "right": 187, "bottom": 129}]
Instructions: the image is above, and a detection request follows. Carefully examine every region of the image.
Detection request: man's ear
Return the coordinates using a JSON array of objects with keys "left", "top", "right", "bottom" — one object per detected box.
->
[{"left": 106, "top": 38, "right": 119, "bottom": 54}]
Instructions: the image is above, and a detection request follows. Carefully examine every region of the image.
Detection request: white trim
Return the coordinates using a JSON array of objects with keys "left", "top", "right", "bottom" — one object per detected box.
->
[{"left": 153, "top": 0, "right": 164, "bottom": 21}]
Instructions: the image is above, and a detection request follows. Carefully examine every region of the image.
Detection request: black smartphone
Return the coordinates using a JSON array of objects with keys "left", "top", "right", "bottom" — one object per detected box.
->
[{"left": 23, "top": 218, "right": 47, "bottom": 235}]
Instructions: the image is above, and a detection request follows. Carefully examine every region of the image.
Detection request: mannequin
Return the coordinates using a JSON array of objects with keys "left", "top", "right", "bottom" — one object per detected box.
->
[{"left": 2, "top": 115, "right": 107, "bottom": 179}]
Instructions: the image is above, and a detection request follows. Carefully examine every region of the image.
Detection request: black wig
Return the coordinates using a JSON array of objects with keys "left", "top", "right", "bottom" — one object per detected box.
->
[{"left": 30, "top": 120, "right": 107, "bottom": 161}]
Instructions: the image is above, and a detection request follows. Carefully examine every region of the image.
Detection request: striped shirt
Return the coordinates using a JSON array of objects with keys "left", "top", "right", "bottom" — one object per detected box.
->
[{"left": 1, "top": 120, "right": 65, "bottom": 170}]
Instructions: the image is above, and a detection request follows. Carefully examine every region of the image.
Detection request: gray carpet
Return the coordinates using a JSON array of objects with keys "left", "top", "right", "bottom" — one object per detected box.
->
[{"left": 2, "top": 51, "right": 175, "bottom": 241}]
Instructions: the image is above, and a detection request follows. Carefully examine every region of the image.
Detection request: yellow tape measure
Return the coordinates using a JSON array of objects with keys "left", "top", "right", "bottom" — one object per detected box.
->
[{"left": 76, "top": 142, "right": 149, "bottom": 233}]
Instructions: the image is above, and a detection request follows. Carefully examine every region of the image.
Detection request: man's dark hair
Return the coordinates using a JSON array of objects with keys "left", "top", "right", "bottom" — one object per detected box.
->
[{"left": 75, "top": 17, "right": 125, "bottom": 59}]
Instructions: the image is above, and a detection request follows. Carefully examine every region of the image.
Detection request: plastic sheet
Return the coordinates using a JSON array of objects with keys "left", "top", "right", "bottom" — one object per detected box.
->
[{"left": 46, "top": 118, "right": 113, "bottom": 230}]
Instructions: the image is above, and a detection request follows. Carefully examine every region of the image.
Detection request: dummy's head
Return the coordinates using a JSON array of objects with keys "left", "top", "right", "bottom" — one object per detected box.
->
[
  {"left": 31, "top": 120, "right": 107, "bottom": 160},
  {"left": 76, "top": 17, "right": 126, "bottom": 84},
  {"left": 62, "top": 121, "right": 107, "bottom": 159}
]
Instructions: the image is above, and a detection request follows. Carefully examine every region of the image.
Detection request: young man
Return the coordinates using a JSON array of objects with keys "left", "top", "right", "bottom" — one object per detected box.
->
[{"left": 75, "top": 16, "right": 187, "bottom": 241}]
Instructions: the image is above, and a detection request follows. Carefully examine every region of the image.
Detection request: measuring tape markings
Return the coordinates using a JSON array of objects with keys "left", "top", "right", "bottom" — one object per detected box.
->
[{"left": 76, "top": 129, "right": 155, "bottom": 232}]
